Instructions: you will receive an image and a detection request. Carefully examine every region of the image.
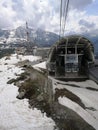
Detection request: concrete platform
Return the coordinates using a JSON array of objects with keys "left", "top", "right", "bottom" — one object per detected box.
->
[{"left": 54, "top": 73, "right": 88, "bottom": 81}]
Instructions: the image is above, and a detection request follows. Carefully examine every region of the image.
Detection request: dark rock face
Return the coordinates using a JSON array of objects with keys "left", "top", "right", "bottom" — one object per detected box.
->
[
  {"left": 55, "top": 88, "right": 86, "bottom": 109},
  {"left": 15, "top": 66, "right": 48, "bottom": 100}
]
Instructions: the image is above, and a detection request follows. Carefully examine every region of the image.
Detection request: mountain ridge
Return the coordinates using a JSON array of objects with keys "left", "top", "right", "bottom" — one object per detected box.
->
[
  {"left": 0, "top": 26, "right": 97, "bottom": 52},
  {"left": 0, "top": 26, "right": 59, "bottom": 47}
]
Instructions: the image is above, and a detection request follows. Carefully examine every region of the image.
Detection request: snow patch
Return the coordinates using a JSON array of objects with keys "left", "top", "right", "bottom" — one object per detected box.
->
[
  {"left": 33, "top": 61, "right": 46, "bottom": 70},
  {"left": 0, "top": 54, "right": 55, "bottom": 130},
  {"left": 51, "top": 77, "right": 98, "bottom": 130},
  {"left": 59, "top": 97, "right": 98, "bottom": 130}
]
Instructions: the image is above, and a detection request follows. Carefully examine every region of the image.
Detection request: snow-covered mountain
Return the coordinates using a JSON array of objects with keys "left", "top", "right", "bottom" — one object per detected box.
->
[
  {"left": 0, "top": 26, "right": 59, "bottom": 47},
  {"left": 0, "top": 26, "right": 98, "bottom": 56}
]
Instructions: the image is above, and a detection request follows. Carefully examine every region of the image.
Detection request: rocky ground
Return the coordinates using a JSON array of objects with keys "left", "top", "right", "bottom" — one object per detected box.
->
[{"left": 8, "top": 60, "right": 97, "bottom": 130}]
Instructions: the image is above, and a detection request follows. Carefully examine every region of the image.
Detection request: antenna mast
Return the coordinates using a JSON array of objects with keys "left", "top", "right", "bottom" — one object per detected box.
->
[{"left": 26, "top": 21, "right": 30, "bottom": 43}]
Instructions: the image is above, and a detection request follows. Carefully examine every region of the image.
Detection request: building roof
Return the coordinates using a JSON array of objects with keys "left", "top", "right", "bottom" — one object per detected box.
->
[
  {"left": 47, "top": 35, "right": 94, "bottom": 62},
  {"left": 53, "top": 35, "right": 93, "bottom": 47}
]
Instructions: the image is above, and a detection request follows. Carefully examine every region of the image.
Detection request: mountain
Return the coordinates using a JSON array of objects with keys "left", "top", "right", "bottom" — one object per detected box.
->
[
  {"left": 0, "top": 26, "right": 59, "bottom": 47},
  {"left": 0, "top": 26, "right": 98, "bottom": 55},
  {"left": 82, "top": 33, "right": 98, "bottom": 53}
]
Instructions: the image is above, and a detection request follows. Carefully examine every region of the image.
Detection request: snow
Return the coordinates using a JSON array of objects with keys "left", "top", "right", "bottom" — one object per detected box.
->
[
  {"left": 29, "top": 59, "right": 98, "bottom": 129},
  {"left": 1, "top": 53, "right": 98, "bottom": 129},
  {"left": 33, "top": 61, "right": 46, "bottom": 73},
  {"left": 10, "top": 30, "right": 15, "bottom": 38},
  {"left": 59, "top": 97, "right": 98, "bottom": 130},
  {"left": 0, "top": 54, "right": 40, "bottom": 65},
  {"left": 0, "top": 54, "right": 55, "bottom": 130},
  {"left": 33, "top": 61, "right": 46, "bottom": 69},
  {"left": 52, "top": 78, "right": 98, "bottom": 130}
]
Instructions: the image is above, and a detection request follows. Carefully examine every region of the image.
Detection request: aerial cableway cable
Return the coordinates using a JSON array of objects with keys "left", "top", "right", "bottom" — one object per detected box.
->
[
  {"left": 59, "top": 0, "right": 63, "bottom": 39},
  {"left": 59, "top": 0, "right": 69, "bottom": 38},
  {"left": 62, "top": 0, "right": 67, "bottom": 36},
  {"left": 62, "top": 0, "right": 69, "bottom": 36}
]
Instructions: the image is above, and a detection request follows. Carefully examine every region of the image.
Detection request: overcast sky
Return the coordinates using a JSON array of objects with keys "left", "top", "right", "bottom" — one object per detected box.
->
[{"left": 0, "top": 0, "right": 98, "bottom": 36}]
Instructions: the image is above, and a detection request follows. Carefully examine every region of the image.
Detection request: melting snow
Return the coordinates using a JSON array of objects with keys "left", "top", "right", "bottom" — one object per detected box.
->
[
  {"left": 30, "top": 59, "right": 98, "bottom": 130},
  {"left": 59, "top": 97, "right": 98, "bottom": 130},
  {"left": 1, "top": 53, "right": 98, "bottom": 130},
  {"left": 0, "top": 54, "right": 55, "bottom": 130},
  {"left": 52, "top": 78, "right": 98, "bottom": 130},
  {"left": 33, "top": 61, "right": 46, "bottom": 69}
]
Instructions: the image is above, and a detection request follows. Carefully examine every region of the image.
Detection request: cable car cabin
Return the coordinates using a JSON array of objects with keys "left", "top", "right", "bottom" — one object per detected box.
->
[{"left": 46, "top": 35, "right": 94, "bottom": 80}]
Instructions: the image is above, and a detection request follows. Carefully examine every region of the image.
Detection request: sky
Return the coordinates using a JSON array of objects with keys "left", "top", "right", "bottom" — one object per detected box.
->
[{"left": 0, "top": 0, "right": 98, "bottom": 36}]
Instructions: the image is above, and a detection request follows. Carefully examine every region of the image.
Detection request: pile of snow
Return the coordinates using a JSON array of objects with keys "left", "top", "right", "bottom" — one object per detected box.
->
[{"left": 0, "top": 54, "right": 55, "bottom": 130}]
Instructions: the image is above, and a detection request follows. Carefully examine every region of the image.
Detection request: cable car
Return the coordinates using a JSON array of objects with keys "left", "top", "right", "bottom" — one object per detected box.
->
[{"left": 46, "top": 35, "right": 94, "bottom": 80}]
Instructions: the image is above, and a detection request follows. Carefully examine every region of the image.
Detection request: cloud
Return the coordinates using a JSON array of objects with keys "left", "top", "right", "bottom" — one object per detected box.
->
[
  {"left": 14, "top": 0, "right": 55, "bottom": 28},
  {"left": 63, "top": 8, "right": 98, "bottom": 36},
  {"left": 0, "top": 0, "right": 16, "bottom": 29},
  {"left": 79, "top": 19, "right": 95, "bottom": 28},
  {"left": 69, "top": 0, "right": 94, "bottom": 10},
  {"left": 0, "top": 0, "right": 97, "bottom": 37}
]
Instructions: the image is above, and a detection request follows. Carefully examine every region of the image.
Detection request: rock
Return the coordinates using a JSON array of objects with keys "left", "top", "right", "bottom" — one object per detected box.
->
[
  {"left": 7, "top": 78, "right": 16, "bottom": 84},
  {"left": 16, "top": 89, "right": 26, "bottom": 99},
  {"left": 36, "top": 93, "right": 44, "bottom": 102}
]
